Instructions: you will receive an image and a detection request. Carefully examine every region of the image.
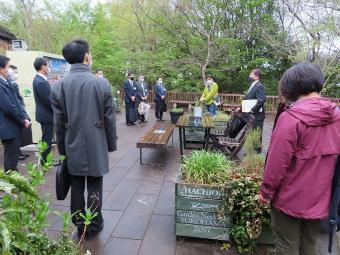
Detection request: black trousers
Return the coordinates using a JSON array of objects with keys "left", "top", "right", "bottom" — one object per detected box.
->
[
  {"left": 125, "top": 102, "right": 134, "bottom": 124},
  {"left": 40, "top": 123, "right": 54, "bottom": 162},
  {"left": 155, "top": 101, "right": 164, "bottom": 120},
  {"left": 70, "top": 175, "right": 103, "bottom": 230},
  {"left": 2, "top": 136, "right": 21, "bottom": 171},
  {"left": 252, "top": 120, "right": 264, "bottom": 154}
]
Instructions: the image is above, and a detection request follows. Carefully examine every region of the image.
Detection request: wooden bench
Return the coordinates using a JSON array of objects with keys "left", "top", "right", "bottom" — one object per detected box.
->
[{"left": 136, "top": 121, "right": 174, "bottom": 165}]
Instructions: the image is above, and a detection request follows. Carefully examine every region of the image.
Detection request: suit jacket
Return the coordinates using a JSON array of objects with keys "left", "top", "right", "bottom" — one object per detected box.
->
[
  {"left": 123, "top": 79, "right": 137, "bottom": 103},
  {"left": 244, "top": 81, "right": 266, "bottom": 121},
  {"left": 136, "top": 81, "right": 149, "bottom": 102},
  {"left": 0, "top": 78, "right": 26, "bottom": 139},
  {"left": 154, "top": 83, "right": 167, "bottom": 102},
  {"left": 33, "top": 74, "right": 53, "bottom": 124},
  {"left": 50, "top": 64, "right": 117, "bottom": 177}
]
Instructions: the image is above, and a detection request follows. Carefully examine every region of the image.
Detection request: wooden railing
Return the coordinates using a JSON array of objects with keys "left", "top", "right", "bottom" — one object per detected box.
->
[{"left": 120, "top": 90, "right": 340, "bottom": 113}]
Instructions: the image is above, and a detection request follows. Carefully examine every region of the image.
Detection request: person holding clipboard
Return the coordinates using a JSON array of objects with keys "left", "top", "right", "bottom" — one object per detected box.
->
[{"left": 242, "top": 69, "right": 266, "bottom": 153}]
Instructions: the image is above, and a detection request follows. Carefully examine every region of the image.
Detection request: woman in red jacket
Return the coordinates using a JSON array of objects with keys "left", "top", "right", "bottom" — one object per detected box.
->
[{"left": 259, "top": 63, "right": 340, "bottom": 255}]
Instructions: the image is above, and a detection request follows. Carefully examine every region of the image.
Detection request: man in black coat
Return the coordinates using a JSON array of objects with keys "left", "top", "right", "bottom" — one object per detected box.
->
[
  {"left": 0, "top": 55, "right": 31, "bottom": 171},
  {"left": 51, "top": 39, "right": 116, "bottom": 239},
  {"left": 33, "top": 57, "right": 53, "bottom": 163},
  {"left": 123, "top": 72, "right": 137, "bottom": 126},
  {"left": 8, "top": 65, "right": 32, "bottom": 159},
  {"left": 136, "top": 75, "right": 149, "bottom": 123},
  {"left": 244, "top": 69, "right": 266, "bottom": 153}
]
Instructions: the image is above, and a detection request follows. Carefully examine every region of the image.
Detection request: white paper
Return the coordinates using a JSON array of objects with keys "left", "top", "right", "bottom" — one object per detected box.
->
[
  {"left": 154, "top": 130, "right": 166, "bottom": 134},
  {"left": 242, "top": 99, "right": 262, "bottom": 113}
]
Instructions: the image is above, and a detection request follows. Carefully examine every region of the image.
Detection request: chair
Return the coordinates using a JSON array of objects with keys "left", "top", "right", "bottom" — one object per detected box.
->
[{"left": 209, "top": 113, "right": 255, "bottom": 161}]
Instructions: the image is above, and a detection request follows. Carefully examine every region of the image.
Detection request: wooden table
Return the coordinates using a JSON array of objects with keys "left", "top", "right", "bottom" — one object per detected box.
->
[
  {"left": 136, "top": 121, "right": 174, "bottom": 165},
  {"left": 175, "top": 115, "right": 214, "bottom": 157}
]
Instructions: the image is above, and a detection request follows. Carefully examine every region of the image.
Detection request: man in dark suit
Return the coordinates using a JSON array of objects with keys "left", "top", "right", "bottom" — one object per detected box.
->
[
  {"left": 244, "top": 68, "right": 266, "bottom": 153},
  {"left": 0, "top": 55, "right": 31, "bottom": 171},
  {"left": 123, "top": 72, "right": 137, "bottom": 126},
  {"left": 136, "top": 75, "right": 149, "bottom": 123},
  {"left": 154, "top": 77, "right": 167, "bottom": 121},
  {"left": 8, "top": 65, "right": 32, "bottom": 159},
  {"left": 33, "top": 57, "right": 53, "bottom": 163}
]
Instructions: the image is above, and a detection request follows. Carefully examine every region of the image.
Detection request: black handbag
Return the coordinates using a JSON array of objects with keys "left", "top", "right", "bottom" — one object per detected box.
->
[
  {"left": 161, "top": 101, "right": 167, "bottom": 112},
  {"left": 56, "top": 85, "right": 70, "bottom": 200},
  {"left": 128, "top": 103, "right": 138, "bottom": 123},
  {"left": 56, "top": 160, "right": 70, "bottom": 200}
]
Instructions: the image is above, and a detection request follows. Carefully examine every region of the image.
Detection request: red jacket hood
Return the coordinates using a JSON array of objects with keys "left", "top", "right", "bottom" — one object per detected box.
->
[{"left": 288, "top": 97, "right": 338, "bottom": 127}]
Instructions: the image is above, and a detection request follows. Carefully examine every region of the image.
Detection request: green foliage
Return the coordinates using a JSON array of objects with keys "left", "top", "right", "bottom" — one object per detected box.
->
[
  {"left": 0, "top": 142, "right": 81, "bottom": 254},
  {"left": 213, "top": 112, "right": 231, "bottom": 122},
  {"left": 182, "top": 151, "right": 236, "bottom": 185},
  {"left": 244, "top": 128, "right": 262, "bottom": 157},
  {"left": 170, "top": 106, "right": 184, "bottom": 113},
  {"left": 227, "top": 155, "right": 270, "bottom": 254}
]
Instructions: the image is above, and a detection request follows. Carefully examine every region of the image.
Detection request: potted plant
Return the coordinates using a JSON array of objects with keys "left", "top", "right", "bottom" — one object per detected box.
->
[
  {"left": 169, "top": 103, "right": 185, "bottom": 124},
  {"left": 175, "top": 150, "right": 236, "bottom": 241},
  {"left": 227, "top": 129, "right": 272, "bottom": 253},
  {"left": 211, "top": 111, "right": 231, "bottom": 136}
]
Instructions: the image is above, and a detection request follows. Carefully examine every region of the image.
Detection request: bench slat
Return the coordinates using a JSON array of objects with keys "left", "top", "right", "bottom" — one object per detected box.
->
[{"left": 137, "top": 121, "right": 174, "bottom": 149}]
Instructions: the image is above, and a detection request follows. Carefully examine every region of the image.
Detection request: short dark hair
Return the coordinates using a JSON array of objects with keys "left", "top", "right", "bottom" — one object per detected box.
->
[
  {"left": 251, "top": 69, "right": 261, "bottom": 78},
  {"left": 206, "top": 74, "right": 214, "bottom": 80},
  {"left": 33, "top": 58, "right": 48, "bottom": 71},
  {"left": 96, "top": 69, "right": 102, "bottom": 74},
  {"left": 10, "top": 65, "right": 17, "bottom": 70},
  {"left": 279, "top": 63, "right": 324, "bottom": 102},
  {"left": 62, "top": 39, "right": 89, "bottom": 64},
  {"left": 0, "top": 55, "right": 10, "bottom": 69}
]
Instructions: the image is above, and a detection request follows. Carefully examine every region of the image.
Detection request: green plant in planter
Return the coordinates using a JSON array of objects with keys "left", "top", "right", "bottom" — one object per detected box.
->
[
  {"left": 227, "top": 169, "right": 271, "bottom": 254},
  {"left": 244, "top": 128, "right": 262, "bottom": 157},
  {"left": 225, "top": 130, "right": 271, "bottom": 254},
  {"left": 170, "top": 107, "right": 184, "bottom": 113},
  {"left": 0, "top": 141, "right": 81, "bottom": 255},
  {"left": 182, "top": 150, "right": 235, "bottom": 185},
  {"left": 213, "top": 111, "right": 231, "bottom": 122}
]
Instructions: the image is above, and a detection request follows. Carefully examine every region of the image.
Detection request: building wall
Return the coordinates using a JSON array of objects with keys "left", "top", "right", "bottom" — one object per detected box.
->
[
  {"left": 0, "top": 39, "right": 10, "bottom": 50},
  {"left": 6, "top": 51, "right": 68, "bottom": 143}
]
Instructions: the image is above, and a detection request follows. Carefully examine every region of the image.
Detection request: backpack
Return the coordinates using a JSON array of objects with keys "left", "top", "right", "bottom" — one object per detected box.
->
[{"left": 328, "top": 155, "right": 340, "bottom": 253}]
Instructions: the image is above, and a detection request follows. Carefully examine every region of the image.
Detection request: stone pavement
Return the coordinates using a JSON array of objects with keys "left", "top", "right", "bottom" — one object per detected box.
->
[{"left": 0, "top": 109, "right": 338, "bottom": 255}]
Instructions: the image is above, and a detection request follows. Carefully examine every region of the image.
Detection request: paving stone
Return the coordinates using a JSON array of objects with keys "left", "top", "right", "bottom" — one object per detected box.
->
[
  {"left": 154, "top": 181, "right": 175, "bottom": 216},
  {"left": 137, "top": 178, "right": 163, "bottom": 195},
  {"left": 81, "top": 210, "right": 123, "bottom": 254},
  {"left": 175, "top": 238, "right": 212, "bottom": 255},
  {"left": 102, "top": 238, "right": 141, "bottom": 255},
  {"left": 103, "top": 166, "right": 130, "bottom": 191},
  {"left": 102, "top": 178, "right": 141, "bottom": 211},
  {"left": 125, "top": 164, "right": 150, "bottom": 181},
  {"left": 112, "top": 193, "right": 157, "bottom": 239},
  {"left": 138, "top": 215, "right": 176, "bottom": 255}
]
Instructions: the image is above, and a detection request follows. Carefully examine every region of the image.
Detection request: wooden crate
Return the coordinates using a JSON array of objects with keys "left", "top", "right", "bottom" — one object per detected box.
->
[{"left": 175, "top": 177, "right": 231, "bottom": 241}]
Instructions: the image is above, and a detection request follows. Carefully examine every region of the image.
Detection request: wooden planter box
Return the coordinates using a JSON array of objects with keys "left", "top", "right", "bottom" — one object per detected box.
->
[
  {"left": 175, "top": 173, "right": 274, "bottom": 244},
  {"left": 175, "top": 174, "right": 231, "bottom": 241}
]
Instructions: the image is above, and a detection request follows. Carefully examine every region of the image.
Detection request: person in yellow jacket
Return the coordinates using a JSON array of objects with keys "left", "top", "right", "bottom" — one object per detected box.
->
[{"left": 200, "top": 75, "right": 219, "bottom": 116}]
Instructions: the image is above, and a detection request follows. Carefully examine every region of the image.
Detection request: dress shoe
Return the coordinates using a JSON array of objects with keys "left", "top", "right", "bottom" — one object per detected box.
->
[
  {"left": 85, "top": 222, "right": 104, "bottom": 240},
  {"left": 131, "top": 122, "right": 136, "bottom": 125}
]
